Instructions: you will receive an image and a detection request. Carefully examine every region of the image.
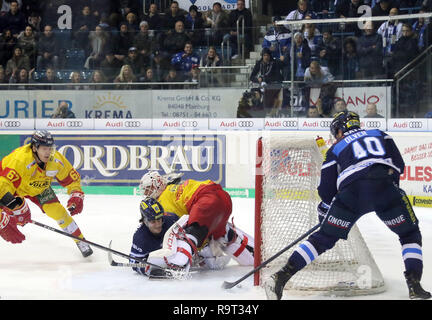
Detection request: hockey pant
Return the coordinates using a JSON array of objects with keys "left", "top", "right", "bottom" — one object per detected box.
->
[{"left": 26, "top": 188, "right": 86, "bottom": 243}]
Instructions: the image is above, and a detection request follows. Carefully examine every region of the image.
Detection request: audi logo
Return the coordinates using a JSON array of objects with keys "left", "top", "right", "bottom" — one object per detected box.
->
[
  {"left": 66, "top": 121, "right": 83, "bottom": 127},
  {"left": 282, "top": 120, "right": 297, "bottom": 127},
  {"left": 409, "top": 121, "right": 423, "bottom": 129},
  {"left": 238, "top": 121, "right": 254, "bottom": 128},
  {"left": 320, "top": 121, "right": 332, "bottom": 127},
  {"left": 182, "top": 121, "right": 198, "bottom": 127},
  {"left": 366, "top": 121, "right": 381, "bottom": 128},
  {"left": 3, "top": 120, "right": 21, "bottom": 127},
  {"left": 125, "top": 121, "right": 141, "bottom": 128}
]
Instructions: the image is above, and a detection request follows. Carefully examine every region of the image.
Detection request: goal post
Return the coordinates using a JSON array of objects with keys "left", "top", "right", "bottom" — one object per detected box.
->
[{"left": 254, "top": 134, "right": 386, "bottom": 296}]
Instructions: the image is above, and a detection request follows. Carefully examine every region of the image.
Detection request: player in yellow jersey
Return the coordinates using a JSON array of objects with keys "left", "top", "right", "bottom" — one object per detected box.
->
[
  {"left": 138, "top": 171, "right": 254, "bottom": 271},
  {"left": 0, "top": 130, "right": 92, "bottom": 257}
]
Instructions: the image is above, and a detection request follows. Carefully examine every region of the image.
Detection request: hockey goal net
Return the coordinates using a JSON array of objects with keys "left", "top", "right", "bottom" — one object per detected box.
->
[{"left": 254, "top": 135, "right": 386, "bottom": 296}]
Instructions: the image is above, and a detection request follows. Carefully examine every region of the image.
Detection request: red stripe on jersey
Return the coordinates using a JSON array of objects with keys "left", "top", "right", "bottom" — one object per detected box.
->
[
  {"left": 0, "top": 167, "right": 22, "bottom": 189},
  {"left": 233, "top": 235, "right": 248, "bottom": 257},
  {"left": 56, "top": 173, "right": 75, "bottom": 187}
]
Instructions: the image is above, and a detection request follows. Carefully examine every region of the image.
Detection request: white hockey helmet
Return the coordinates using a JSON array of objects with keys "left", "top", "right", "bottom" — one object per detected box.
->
[{"left": 139, "top": 171, "right": 167, "bottom": 199}]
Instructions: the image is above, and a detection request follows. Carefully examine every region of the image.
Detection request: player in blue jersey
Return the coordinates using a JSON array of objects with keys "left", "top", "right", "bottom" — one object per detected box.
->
[
  {"left": 266, "top": 111, "right": 431, "bottom": 300},
  {"left": 129, "top": 197, "right": 179, "bottom": 277}
]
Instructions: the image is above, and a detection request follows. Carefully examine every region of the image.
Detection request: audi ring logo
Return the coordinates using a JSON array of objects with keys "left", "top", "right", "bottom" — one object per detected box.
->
[
  {"left": 66, "top": 121, "right": 83, "bottom": 128},
  {"left": 237, "top": 121, "right": 255, "bottom": 128},
  {"left": 182, "top": 121, "right": 198, "bottom": 127},
  {"left": 125, "top": 121, "right": 141, "bottom": 128},
  {"left": 320, "top": 120, "right": 332, "bottom": 127},
  {"left": 282, "top": 120, "right": 297, "bottom": 127},
  {"left": 366, "top": 121, "right": 381, "bottom": 128},
  {"left": 409, "top": 121, "right": 423, "bottom": 129},
  {"left": 3, "top": 120, "right": 21, "bottom": 127}
]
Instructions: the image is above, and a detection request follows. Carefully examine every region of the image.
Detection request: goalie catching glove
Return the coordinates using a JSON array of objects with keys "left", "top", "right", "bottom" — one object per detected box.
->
[{"left": 67, "top": 191, "right": 84, "bottom": 215}]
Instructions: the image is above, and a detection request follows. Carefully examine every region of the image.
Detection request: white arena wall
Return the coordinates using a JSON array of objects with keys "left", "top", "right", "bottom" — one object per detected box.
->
[{"left": 1, "top": 117, "right": 432, "bottom": 207}]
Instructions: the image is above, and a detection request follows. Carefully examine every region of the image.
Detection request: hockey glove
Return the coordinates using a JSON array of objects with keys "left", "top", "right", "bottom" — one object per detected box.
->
[
  {"left": 0, "top": 212, "right": 25, "bottom": 244},
  {"left": 11, "top": 197, "right": 31, "bottom": 226},
  {"left": 67, "top": 191, "right": 84, "bottom": 215},
  {"left": 317, "top": 201, "right": 330, "bottom": 224}
]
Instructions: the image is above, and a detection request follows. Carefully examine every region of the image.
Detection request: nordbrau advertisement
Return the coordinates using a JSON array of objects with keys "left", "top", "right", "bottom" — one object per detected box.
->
[{"left": 19, "top": 134, "right": 226, "bottom": 192}]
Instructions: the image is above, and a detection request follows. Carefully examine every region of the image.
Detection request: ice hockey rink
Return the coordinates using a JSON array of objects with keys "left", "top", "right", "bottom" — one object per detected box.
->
[{"left": 0, "top": 194, "right": 431, "bottom": 301}]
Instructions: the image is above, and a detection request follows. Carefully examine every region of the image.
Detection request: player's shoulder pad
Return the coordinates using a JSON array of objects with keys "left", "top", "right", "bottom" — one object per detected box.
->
[{"left": 164, "top": 212, "right": 180, "bottom": 222}]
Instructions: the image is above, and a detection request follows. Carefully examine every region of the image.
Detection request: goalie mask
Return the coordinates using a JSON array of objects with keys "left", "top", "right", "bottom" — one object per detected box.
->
[{"left": 139, "top": 171, "right": 167, "bottom": 199}]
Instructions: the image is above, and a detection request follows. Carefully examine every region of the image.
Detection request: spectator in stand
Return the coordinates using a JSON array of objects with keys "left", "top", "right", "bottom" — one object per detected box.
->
[
  {"left": 163, "top": 1, "right": 186, "bottom": 30},
  {"left": 36, "top": 67, "right": 60, "bottom": 89},
  {"left": 142, "top": 3, "right": 163, "bottom": 30},
  {"left": 124, "top": 47, "right": 147, "bottom": 79},
  {"left": 164, "top": 68, "right": 184, "bottom": 88},
  {"left": 109, "top": 0, "right": 140, "bottom": 27},
  {"left": 67, "top": 71, "right": 88, "bottom": 90},
  {"left": 422, "top": 0, "right": 432, "bottom": 11},
  {"left": 372, "top": 0, "right": 395, "bottom": 16},
  {"left": 17, "top": 26, "right": 37, "bottom": 69},
  {"left": 282, "top": 32, "right": 311, "bottom": 81},
  {"left": 262, "top": 16, "right": 291, "bottom": 60},
  {"left": 84, "top": 25, "right": 112, "bottom": 70},
  {"left": 364, "top": 102, "right": 384, "bottom": 118},
  {"left": 0, "top": 0, "right": 22, "bottom": 13},
  {"left": 27, "top": 11, "right": 41, "bottom": 33},
  {"left": 377, "top": 7, "right": 403, "bottom": 76},
  {"left": 202, "top": 2, "right": 229, "bottom": 46},
  {"left": 302, "top": 17, "right": 322, "bottom": 60},
  {"left": 150, "top": 50, "right": 170, "bottom": 82},
  {"left": 52, "top": 101, "right": 76, "bottom": 119},
  {"left": 304, "top": 60, "right": 335, "bottom": 87},
  {"left": 171, "top": 42, "right": 200, "bottom": 78},
  {"left": 113, "top": 22, "right": 134, "bottom": 61},
  {"left": 9, "top": 67, "right": 29, "bottom": 83},
  {"left": 200, "top": 46, "right": 223, "bottom": 84},
  {"left": 114, "top": 64, "right": 137, "bottom": 89},
  {"left": 317, "top": 28, "right": 341, "bottom": 77},
  {"left": 163, "top": 20, "right": 191, "bottom": 56},
  {"left": 100, "top": 51, "right": 123, "bottom": 82},
  {"left": 0, "top": 29, "right": 17, "bottom": 68},
  {"left": 89, "top": 70, "right": 108, "bottom": 89},
  {"left": 285, "top": 0, "right": 317, "bottom": 22},
  {"left": 185, "top": 64, "right": 201, "bottom": 87},
  {"left": 225, "top": 0, "right": 253, "bottom": 58},
  {"left": 36, "top": 24, "right": 59, "bottom": 71},
  {"left": 125, "top": 12, "right": 139, "bottom": 32},
  {"left": 185, "top": 5, "right": 206, "bottom": 47},
  {"left": 413, "top": 8, "right": 430, "bottom": 51},
  {"left": 1, "top": 1, "right": 26, "bottom": 37},
  {"left": 311, "top": 0, "right": 332, "bottom": 18},
  {"left": 390, "top": 23, "right": 420, "bottom": 75},
  {"left": 6, "top": 46, "right": 30, "bottom": 79},
  {"left": 140, "top": 67, "right": 160, "bottom": 89},
  {"left": 357, "top": 21, "right": 384, "bottom": 79},
  {"left": 250, "top": 47, "right": 284, "bottom": 110},
  {"left": 307, "top": 105, "right": 324, "bottom": 117},
  {"left": 342, "top": 37, "right": 360, "bottom": 80},
  {"left": 73, "top": 5, "right": 98, "bottom": 51},
  {"left": 133, "top": 21, "right": 155, "bottom": 62},
  {"left": 0, "top": 66, "right": 8, "bottom": 87},
  {"left": 335, "top": 0, "right": 365, "bottom": 36},
  {"left": 332, "top": 98, "right": 348, "bottom": 114}
]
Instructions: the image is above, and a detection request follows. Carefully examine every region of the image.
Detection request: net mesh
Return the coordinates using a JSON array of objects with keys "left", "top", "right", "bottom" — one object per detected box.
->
[{"left": 256, "top": 135, "right": 386, "bottom": 296}]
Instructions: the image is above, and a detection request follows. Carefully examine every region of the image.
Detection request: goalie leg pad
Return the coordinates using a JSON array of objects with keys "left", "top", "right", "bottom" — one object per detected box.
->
[{"left": 218, "top": 222, "right": 254, "bottom": 266}]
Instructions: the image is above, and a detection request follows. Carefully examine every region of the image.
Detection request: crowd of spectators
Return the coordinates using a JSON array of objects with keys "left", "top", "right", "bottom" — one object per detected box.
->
[
  {"left": 252, "top": 0, "right": 432, "bottom": 117},
  {"left": 0, "top": 0, "right": 257, "bottom": 88}
]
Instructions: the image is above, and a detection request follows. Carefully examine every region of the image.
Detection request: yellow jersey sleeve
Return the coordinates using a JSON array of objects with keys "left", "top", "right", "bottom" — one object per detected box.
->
[{"left": 50, "top": 151, "right": 82, "bottom": 195}]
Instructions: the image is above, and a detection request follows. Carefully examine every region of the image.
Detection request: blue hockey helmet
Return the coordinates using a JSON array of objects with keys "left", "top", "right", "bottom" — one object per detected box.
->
[
  {"left": 140, "top": 198, "right": 164, "bottom": 222},
  {"left": 330, "top": 111, "right": 361, "bottom": 138},
  {"left": 31, "top": 129, "right": 55, "bottom": 148}
]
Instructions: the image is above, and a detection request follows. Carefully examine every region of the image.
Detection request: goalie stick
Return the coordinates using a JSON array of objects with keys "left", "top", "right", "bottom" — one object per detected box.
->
[{"left": 221, "top": 223, "right": 320, "bottom": 289}]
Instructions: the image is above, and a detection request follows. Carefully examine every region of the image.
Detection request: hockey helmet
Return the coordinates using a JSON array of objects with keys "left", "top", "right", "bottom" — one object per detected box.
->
[
  {"left": 31, "top": 130, "right": 55, "bottom": 148},
  {"left": 140, "top": 197, "right": 164, "bottom": 221},
  {"left": 330, "top": 111, "right": 361, "bottom": 138},
  {"left": 139, "top": 171, "right": 167, "bottom": 199}
]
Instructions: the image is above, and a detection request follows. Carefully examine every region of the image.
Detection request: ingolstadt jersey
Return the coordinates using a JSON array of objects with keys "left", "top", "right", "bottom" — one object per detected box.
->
[{"left": 317, "top": 129, "right": 405, "bottom": 205}]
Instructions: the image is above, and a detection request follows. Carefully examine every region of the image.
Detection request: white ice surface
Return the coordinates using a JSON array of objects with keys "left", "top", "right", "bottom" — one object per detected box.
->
[{"left": 0, "top": 194, "right": 431, "bottom": 300}]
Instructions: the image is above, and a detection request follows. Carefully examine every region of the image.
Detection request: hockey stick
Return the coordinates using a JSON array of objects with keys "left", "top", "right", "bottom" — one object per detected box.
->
[
  {"left": 221, "top": 223, "right": 320, "bottom": 289},
  {"left": 107, "top": 240, "right": 148, "bottom": 268},
  {"left": 30, "top": 219, "right": 164, "bottom": 270}
]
